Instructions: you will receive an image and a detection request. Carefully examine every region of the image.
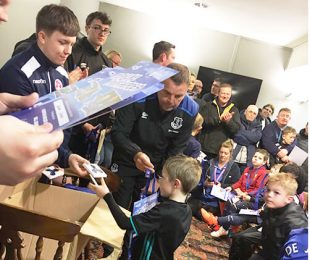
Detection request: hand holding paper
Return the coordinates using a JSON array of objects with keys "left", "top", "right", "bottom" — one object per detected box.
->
[
  {"left": 11, "top": 61, "right": 178, "bottom": 131},
  {"left": 288, "top": 146, "right": 308, "bottom": 166},
  {"left": 89, "top": 177, "right": 110, "bottom": 198}
]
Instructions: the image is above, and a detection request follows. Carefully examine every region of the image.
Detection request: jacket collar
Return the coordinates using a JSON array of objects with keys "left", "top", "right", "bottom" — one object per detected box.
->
[
  {"left": 32, "top": 42, "right": 59, "bottom": 69},
  {"left": 80, "top": 37, "right": 102, "bottom": 54}
]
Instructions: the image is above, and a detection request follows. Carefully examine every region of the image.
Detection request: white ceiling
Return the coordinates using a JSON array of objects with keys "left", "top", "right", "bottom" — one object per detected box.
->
[{"left": 102, "top": 0, "right": 308, "bottom": 48}]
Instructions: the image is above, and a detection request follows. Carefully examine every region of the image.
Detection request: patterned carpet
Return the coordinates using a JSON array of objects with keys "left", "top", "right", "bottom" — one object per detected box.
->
[{"left": 175, "top": 217, "right": 231, "bottom": 259}]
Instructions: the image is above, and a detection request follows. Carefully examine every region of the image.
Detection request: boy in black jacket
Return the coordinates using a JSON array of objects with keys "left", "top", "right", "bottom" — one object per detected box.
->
[
  {"left": 90, "top": 155, "right": 201, "bottom": 260},
  {"left": 249, "top": 172, "right": 308, "bottom": 259}
]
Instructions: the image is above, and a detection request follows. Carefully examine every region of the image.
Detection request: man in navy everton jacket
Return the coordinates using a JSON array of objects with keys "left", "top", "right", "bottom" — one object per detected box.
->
[
  {"left": 0, "top": 4, "right": 88, "bottom": 176},
  {"left": 110, "top": 63, "right": 199, "bottom": 209}
]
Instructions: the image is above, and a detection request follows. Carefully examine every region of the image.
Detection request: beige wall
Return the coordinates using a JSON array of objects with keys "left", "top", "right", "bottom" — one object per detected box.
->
[
  {"left": 100, "top": 2, "right": 308, "bottom": 130},
  {"left": 0, "top": 1, "right": 307, "bottom": 130},
  {"left": 0, "top": 0, "right": 60, "bottom": 65}
]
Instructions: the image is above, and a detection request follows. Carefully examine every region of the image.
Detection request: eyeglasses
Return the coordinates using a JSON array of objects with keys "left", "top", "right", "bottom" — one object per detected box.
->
[{"left": 90, "top": 25, "right": 111, "bottom": 36}]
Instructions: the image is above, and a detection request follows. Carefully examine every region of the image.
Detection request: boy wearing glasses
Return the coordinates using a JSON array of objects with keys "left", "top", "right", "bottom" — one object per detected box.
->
[
  {"left": 66, "top": 11, "right": 112, "bottom": 75},
  {"left": 66, "top": 11, "right": 114, "bottom": 167},
  {"left": 90, "top": 154, "right": 201, "bottom": 260}
]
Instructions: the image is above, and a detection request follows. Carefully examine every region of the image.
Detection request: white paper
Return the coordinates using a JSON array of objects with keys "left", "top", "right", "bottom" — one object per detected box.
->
[
  {"left": 288, "top": 145, "right": 308, "bottom": 166},
  {"left": 239, "top": 209, "right": 259, "bottom": 216},
  {"left": 197, "top": 151, "right": 207, "bottom": 163},
  {"left": 42, "top": 166, "right": 64, "bottom": 180},
  {"left": 83, "top": 163, "right": 107, "bottom": 178},
  {"left": 211, "top": 185, "right": 229, "bottom": 201}
]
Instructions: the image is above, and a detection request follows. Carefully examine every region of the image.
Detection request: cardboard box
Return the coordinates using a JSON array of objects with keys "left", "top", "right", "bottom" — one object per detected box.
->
[{"left": 0, "top": 177, "right": 128, "bottom": 259}]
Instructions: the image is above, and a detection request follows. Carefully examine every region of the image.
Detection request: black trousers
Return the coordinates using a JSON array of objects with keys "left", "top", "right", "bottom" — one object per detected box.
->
[
  {"left": 229, "top": 226, "right": 262, "bottom": 260},
  {"left": 112, "top": 170, "right": 148, "bottom": 260},
  {"left": 112, "top": 174, "right": 147, "bottom": 210}
]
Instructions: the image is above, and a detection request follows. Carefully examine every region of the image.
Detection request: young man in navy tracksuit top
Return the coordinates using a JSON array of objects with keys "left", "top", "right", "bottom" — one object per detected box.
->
[{"left": 0, "top": 4, "right": 88, "bottom": 175}]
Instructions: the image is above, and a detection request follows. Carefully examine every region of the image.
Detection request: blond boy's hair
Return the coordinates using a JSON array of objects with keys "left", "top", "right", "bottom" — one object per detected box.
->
[
  {"left": 164, "top": 154, "right": 201, "bottom": 194},
  {"left": 192, "top": 113, "right": 204, "bottom": 131},
  {"left": 282, "top": 126, "right": 297, "bottom": 136},
  {"left": 267, "top": 172, "right": 297, "bottom": 196}
]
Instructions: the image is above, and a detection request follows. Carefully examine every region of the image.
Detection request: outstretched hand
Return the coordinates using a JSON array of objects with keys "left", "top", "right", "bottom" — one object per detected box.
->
[
  {"left": 133, "top": 152, "right": 155, "bottom": 173},
  {"left": 0, "top": 92, "right": 39, "bottom": 114},
  {"left": 0, "top": 115, "right": 63, "bottom": 185},
  {"left": 89, "top": 177, "right": 110, "bottom": 197}
]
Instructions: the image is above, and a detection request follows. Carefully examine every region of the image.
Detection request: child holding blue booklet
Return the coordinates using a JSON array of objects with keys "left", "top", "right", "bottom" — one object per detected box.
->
[
  {"left": 90, "top": 155, "right": 201, "bottom": 260},
  {"left": 201, "top": 149, "right": 269, "bottom": 237}
]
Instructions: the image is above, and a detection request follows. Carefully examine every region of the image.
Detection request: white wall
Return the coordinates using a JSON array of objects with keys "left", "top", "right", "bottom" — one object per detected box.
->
[
  {"left": 100, "top": 2, "right": 308, "bottom": 130},
  {"left": 0, "top": 0, "right": 60, "bottom": 66},
  {"left": 61, "top": 0, "right": 99, "bottom": 35},
  {"left": 0, "top": 1, "right": 307, "bottom": 130}
]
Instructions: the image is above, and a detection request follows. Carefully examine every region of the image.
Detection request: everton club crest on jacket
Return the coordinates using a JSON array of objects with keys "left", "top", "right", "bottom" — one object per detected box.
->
[{"left": 111, "top": 93, "right": 198, "bottom": 172}]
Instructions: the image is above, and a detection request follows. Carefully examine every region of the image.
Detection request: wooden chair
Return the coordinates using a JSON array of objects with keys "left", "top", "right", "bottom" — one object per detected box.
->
[
  {"left": 0, "top": 203, "right": 81, "bottom": 260},
  {"left": 0, "top": 166, "right": 120, "bottom": 259}
]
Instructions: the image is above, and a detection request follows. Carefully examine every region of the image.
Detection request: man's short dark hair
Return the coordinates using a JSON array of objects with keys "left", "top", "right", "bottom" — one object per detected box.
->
[
  {"left": 152, "top": 41, "right": 175, "bottom": 61},
  {"left": 36, "top": 4, "right": 80, "bottom": 36},
  {"left": 167, "top": 63, "right": 190, "bottom": 86},
  {"left": 86, "top": 11, "right": 112, "bottom": 26}
]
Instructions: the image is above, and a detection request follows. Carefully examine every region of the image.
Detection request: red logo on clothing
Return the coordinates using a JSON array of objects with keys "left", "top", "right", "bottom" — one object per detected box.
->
[{"left": 55, "top": 79, "right": 63, "bottom": 90}]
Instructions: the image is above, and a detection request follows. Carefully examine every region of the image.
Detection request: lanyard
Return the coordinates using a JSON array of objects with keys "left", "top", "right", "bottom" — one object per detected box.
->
[
  {"left": 141, "top": 169, "right": 156, "bottom": 199},
  {"left": 245, "top": 166, "right": 263, "bottom": 191},
  {"left": 214, "top": 101, "right": 234, "bottom": 119},
  {"left": 254, "top": 173, "right": 269, "bottom": 210},
  {"left": 129, "top": 169, "right": 157, "bottom": 260},
  {"left": 213, "top": 163, "right": 227, "bottom": 183},
  {"left": 276, "top": 130, "right": 282, "bottom": 142}
]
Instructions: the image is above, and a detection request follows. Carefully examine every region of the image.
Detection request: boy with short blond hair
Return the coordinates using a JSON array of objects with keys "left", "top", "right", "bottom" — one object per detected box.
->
[
  {"left": 90, "top": 154, "right": 201, "bottom": 259},
  {"left": 273, "top": 126, "right": 297, "bottom": 164},
  {"left": 250, "top": 172, "right": 308, "bottom": 259}
]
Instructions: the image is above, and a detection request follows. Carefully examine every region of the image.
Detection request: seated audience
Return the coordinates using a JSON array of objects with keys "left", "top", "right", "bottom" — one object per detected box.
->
[
  {"left": 201, "top": 149, "right": 269, "bottom": 237},
  {"left": 229, "top": 163, "right": 307, "bottom": 260},
  {"left": 249, "top": 172, "right": 308, "bottom": 260},
  {"left": 188, "top": 139, "right": 240, "bottom": 217}
]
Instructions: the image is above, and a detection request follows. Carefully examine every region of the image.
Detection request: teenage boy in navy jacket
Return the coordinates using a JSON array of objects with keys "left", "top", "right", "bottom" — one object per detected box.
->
[{"left": 0, "top": 4, "right": 88, "bottom": 176}]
